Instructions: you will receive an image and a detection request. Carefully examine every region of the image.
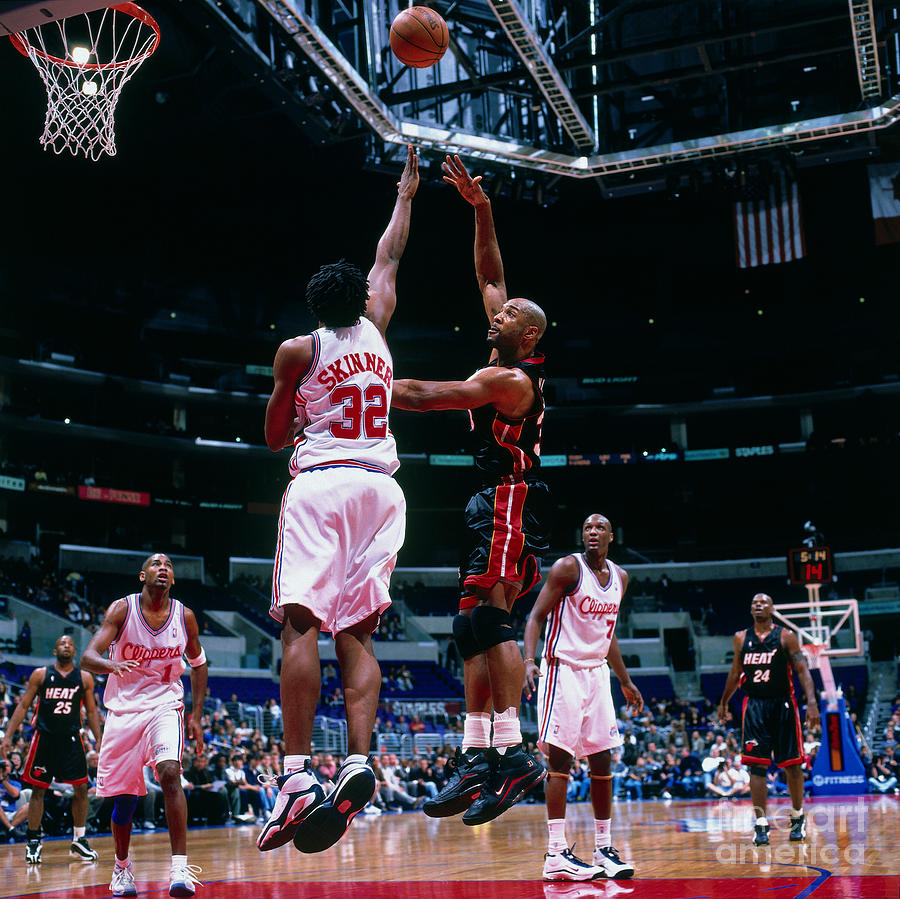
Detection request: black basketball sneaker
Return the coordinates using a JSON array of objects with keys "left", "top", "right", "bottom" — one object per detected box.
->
[
  {"left": 423, "top": 747, "right": 493, "bottom": 818},
  {"left": 789, "top": 814, "right": 806, "bottom": 841},
  {"left": 753, "top": 823, "right": 771, "bottom": 846},
  {"left": 462, "top": 745, "right": 546, "bottom": 826}
]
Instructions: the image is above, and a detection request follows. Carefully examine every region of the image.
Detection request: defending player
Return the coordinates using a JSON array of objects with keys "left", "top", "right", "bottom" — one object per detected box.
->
[
  {"left": 0, "top": 634, "right": 102, "bottom": 864},
  {"left": 523, "top": 514, "right": 640, "bottom": 881},
  {"left": 392, "top": 155, "right": 549, "bottom": 825},
  {"left": 258, "top": 145, "right": 417, "bottom": 855},
  {"left": 717, "top": 593, "right": 820, "bottom": 846},
  {"left": 81, "top": 552, "right": 207, "bottom": 898}
]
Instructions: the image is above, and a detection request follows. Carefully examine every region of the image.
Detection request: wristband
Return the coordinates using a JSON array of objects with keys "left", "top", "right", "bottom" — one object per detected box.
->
[
  {"left": 524, "top": 657, "right": 535, "bottom": 663},
  {"left": 187, "top": 649, "right": 207, "bottom": 668}
]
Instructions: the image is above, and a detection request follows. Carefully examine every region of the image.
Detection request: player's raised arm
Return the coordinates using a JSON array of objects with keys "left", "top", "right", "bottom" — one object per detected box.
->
[
  {"left": 81, "top": 599, "right": 140, "bottom": 677},
  {"left": 442, "top": 155, "right": 507, "bottom": 327},
  {"left": 0, "top": 668, "right": 43, "bottom": 756},
  {"left": 522, "top": 555, "right": 579, "bottom": 699},
  {"left": 366, "top": 143, "right": 419, "bottom": 336},
  {"left": 717, "top": 631, "right": 746, "bottom": 722},
  {"left": 783, "top": 628, "right": 820, "bottom": 730}
]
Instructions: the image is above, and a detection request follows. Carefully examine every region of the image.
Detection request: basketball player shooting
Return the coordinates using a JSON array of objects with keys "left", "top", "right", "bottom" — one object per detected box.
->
[
  {"left": 257, "top": 145, "right": 417, "bottom": 856},
  {"left": 1, "top": 634, "right": 103, "bottom": 865},
  {"left": 392, "top": 155, "right": 549, "bottom": 826},
  {"left": 81, "top": 553, "right": 207, "bottom": 898},
  {"left": 717, "top": 593, "right": 820, "bottom": 846},
  {"left": 523, "top": 513, "right": 640, "bottom": 881}
]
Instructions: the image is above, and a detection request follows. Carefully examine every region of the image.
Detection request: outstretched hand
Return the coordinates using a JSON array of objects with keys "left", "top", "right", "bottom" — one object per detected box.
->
[
  {"left": 397, "top": 144, "right": 419, "bottom": 199},
  {"left": 442, "top": 154, "right": 488, "bottom": 206}
]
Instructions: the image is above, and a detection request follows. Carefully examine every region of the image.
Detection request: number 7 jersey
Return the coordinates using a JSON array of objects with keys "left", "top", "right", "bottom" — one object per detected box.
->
[
  {"left": 289, "top": 317, "right": 399, "bottom": 477},
  {"left": 543, "top": 555, "right": 625, "bottom": 668},
  {"left": 103, "top": 593, "right": 187, "bottom": 713}
]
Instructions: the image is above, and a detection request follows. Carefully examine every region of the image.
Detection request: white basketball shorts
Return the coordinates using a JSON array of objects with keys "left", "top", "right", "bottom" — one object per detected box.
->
[
  {"left": 537, "top": 658, "right": 623, "bottom": 758},
  {"left": 271, "top": 466, "right": 406, "bottom": 635},
  {"left": 96, "top": 705, "right": 184, "bottom": 797}
]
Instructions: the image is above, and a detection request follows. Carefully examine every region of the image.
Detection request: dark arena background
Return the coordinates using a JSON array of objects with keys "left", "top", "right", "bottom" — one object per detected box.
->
[{"left": 0, "top": 0, "right": 899, "bottom": 897}]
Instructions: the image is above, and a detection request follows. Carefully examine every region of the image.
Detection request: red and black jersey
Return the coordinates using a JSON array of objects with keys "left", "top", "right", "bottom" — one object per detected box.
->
[
  {"left": 33, "top": 666, "right": 84, "bottom": 736},
  {"left": 740, "top": 626, "right": 793, "bottom": 698},
  {"left": 468, "top": 353, "right": 546, "bottom": 484}
]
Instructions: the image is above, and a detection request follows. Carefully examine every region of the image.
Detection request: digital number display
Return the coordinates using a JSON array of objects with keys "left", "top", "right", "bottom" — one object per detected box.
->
[{"left": 787, "top": 547, "right": 833, "bottom": 585}]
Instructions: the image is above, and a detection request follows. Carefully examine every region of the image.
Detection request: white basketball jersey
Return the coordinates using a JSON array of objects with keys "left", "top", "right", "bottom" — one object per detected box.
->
[
  {"left": 543, "top": 555, "right": 624, "bottom": 667},
  {"left": 289, "top": 317, "right": 399, "bottom": 477},
  {"left": 103, "top": 594, "right": 187, "bottom": 714}
]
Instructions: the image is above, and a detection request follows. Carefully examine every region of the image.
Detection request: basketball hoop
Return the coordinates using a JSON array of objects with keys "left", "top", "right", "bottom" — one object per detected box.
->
[{"left": 9, "top": 3, "right": 160, "bottom": 160}]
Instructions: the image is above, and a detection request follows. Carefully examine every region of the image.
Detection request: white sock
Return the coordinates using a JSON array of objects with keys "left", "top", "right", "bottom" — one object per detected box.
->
[
  {"left": 462, "top": 712, "right": 492, "bottom": 750},
  {"left": 756, "top": 816, "right": 768, "bottom": 827},
  {"left": 791, "top": 808, "right": 803, "bottom": 819},
  {"left": 595, "top": 818, "right": 611, "bottom": 851},
  {"left": 171, "top": 854, "right": 187, "bottom": 870},
  {"left": 73, "top": 826, "right": 85, "bottom": 840},
  {"left": 547, "top": 818, "right": 567, "bottom": 853},
  {"left": 284, "top": 754, "right": 310, "bottom": 774},
  {"left": 116, "top": 855, "right": 130, "bottom": 868},
  {"left": 491, "top": 707, "right": 522, "bottom": 749}
]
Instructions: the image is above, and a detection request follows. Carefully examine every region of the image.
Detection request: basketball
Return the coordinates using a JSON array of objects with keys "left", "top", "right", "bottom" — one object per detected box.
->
[{"left": 389, "top": 7, "right": 449, "bottom": 69}]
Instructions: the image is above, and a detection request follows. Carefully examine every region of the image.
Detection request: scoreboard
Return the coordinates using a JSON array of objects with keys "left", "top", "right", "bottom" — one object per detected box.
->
[{"left": 787, "top": 546, "right": 833, "bottom": 585}]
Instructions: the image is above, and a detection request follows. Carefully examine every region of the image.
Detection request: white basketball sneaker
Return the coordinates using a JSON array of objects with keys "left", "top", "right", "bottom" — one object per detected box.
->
[
  {"left": 256, "top": 761, "right": 327, "bottom": 851},
  {"left": 542, "top": 847, "right": 605, "bottom": 881},
  {"left": 110, "top": 860, "right": 137, "bottom": 897},
  {"left": 169, "top": 862, "right": 202, "bottom": 898},
  {"left": 593, "top": 846, "right": 635, "bottom": 879}
]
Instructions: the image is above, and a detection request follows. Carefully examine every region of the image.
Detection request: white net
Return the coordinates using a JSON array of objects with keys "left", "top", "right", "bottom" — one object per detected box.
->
[{"left": 10, "top": 3, "right": 160, "bottom": 161}]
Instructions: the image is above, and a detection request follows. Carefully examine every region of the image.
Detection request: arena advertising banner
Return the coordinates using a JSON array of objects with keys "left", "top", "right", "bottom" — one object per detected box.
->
[
  {"left": 388, "top": 700, "right": 463, "bottom": 719},
  {"left": 809, "top": 696, "right": 867, "bottom": 796},
  {"left": 77, "top": 485, "right": 150, "bottom": 506},
  {"left": 0, "top": 475, "right": 25, "bottom": 492}
]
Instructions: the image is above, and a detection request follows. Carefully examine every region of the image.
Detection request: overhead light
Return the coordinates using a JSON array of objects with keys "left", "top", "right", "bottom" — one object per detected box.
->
[
  {"left": 640, "top": 95, "right": 655, "bottom": 102},
  {"left": 803, "top": 66, "right": 817, "bottom": 73}
]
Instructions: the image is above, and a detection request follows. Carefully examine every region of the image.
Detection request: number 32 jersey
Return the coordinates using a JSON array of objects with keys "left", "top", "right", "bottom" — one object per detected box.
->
[
  {"left": 543, "top": 555, "right": 625, "bottom": 668},
  {"left": 103, "top": 594, "right": 187, "bottom": 714},
  {"left": 289, "top": 317, "right": 399, "bottom": 477}
]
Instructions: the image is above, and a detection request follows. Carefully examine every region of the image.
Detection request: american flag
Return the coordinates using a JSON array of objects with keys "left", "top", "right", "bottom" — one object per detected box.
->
[{"left": 733, "top": 173, "right": 805, "bottom": 268}]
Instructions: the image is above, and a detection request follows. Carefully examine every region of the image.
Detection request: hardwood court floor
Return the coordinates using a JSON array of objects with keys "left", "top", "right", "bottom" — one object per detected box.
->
[{"left": 1, "top": 794, "right": 898, "bottom": 898}]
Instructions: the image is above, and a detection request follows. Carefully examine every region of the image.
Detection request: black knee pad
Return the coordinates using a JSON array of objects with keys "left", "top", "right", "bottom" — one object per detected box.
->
[
  {"left": 750, "top": 765, "right": 768, "bottom": 778},
  {"left": 470, "top": 604, "right": 517, "bottom": 651},
  {"left": 452, "top": 613, "right": 481, "bottom": 660}
]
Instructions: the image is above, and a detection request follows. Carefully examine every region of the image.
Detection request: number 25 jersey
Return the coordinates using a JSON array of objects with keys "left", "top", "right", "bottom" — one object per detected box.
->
[
  {"left": 103, "top": 594, "right": 187, "bottom": 714},
  {"left": 34, "top": 666, "right": 85, "bottom": 736},
  {"left": 289, "top": 317, "right": 399, "bottom": 477}
]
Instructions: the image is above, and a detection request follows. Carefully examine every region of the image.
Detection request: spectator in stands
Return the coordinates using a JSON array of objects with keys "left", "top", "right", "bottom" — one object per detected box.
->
[
  {"left": 224, "top": 753, "right": 257, "bottom": 822},
  {"left": 676, "top": 746, "right": 704, "bottom": 797},
  {"left": 868, "top": 746, "right": 898, "bottom": 794},
  {"left": 16, "top": 621, "right": 31, "bottom": 656},
  {"left": 138, "top": 765, "right": 162, "bottom": 830},
  {"left": 245, "top": 754, "right": 275, "bottom": 822},
  {"left": 234, "top": 720, "right": 254, "bottom": 745},
  {"left": 623, "top": 758, "right": 647, "bottom": 800},
  {"left": 659, "top": 752, "right": 679, "bottom": 800},
  {"left": 408, "top": 715, "right": 426, "bottom": 735},
  {"left": 322, "top": 663, "right": 337, "bottom": 682},
  {"left": 317, "top": 754, "right": 337, "bottom": 781},
  {"left": 183, "top": 754, "right": 228, "bottom": 826},
  {"left": 610, "top": 750, "right": 627, "bottom": 800},
  {"left": 258, "top": 639, "right": 272, "bottom": 669},
  {"left": 0, "top": 758, "right": 27, "bottom": 838},
  {"left": 566, "top": 759, "right": 590, "bottom": 803},
  {"left": 406, "top": 758, "right": 439, "bottom": 799}
]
